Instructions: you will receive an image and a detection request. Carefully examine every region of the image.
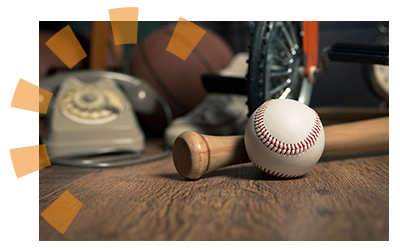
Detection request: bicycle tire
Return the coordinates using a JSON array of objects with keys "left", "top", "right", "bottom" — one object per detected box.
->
[{"left": 246, "top": 21, "right": 305, "bottom": 116}]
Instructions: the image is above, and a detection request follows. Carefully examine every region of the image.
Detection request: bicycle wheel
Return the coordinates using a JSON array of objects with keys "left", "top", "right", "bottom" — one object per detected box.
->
[{"left": 246, "top": 21, "right": 308, "bottom": 116}]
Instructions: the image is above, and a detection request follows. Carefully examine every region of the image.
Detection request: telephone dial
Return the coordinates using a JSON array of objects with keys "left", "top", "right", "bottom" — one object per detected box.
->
[{"left": 40, "top": 70, "right": 172, "bottom": 167}]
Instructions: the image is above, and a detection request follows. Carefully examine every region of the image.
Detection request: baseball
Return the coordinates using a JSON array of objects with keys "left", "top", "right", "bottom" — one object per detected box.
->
[{"left": 244, "top": 99, "right": 325, "bottom": 178}]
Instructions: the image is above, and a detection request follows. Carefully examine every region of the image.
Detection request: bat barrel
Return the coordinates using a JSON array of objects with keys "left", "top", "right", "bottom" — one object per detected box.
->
[{"left": 323, "top": 116, "right": 389, "bottom": 155}]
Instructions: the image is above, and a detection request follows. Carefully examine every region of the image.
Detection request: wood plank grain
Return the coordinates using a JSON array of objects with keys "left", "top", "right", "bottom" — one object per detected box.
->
[
  {"left": 39, "top": 143, "right": 388, "bottom": 240},
  {"left": 39, "top": 166, "right": 99, "bottom": 199}
]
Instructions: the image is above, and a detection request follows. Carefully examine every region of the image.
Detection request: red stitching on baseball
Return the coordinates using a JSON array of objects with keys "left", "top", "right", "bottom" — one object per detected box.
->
[
  {"left": 253, "top": 100, "right": 322, "bottom": 157},
  {"left": 254, "top": 163, "right": 303, "bottom": 179}
]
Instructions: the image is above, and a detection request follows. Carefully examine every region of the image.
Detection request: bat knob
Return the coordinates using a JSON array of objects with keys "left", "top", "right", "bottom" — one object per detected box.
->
[{"left": 173, "top": 131, "right": 210, "bottom": 180}]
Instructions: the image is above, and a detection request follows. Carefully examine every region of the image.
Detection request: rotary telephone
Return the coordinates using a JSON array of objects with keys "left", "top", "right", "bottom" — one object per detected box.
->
[{"left": 40, "top": 70, "right": 172, "bottom": 167}]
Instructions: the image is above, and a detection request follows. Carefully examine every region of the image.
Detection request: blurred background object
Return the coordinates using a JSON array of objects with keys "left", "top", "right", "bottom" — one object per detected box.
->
[
  {"left": 129, "top": 23, "right": 234, "bottom": 133},
  {"left": 312, "top": 21, "right": 389, "bottom": 107},
  {"left": 40, "top": 21, "right": 389, "bottom": 137}
]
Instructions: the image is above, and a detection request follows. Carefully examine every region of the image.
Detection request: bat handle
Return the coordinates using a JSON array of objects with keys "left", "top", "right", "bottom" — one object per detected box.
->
[{"left": 173, "top": 131, "right": 249, "bottom": 180}]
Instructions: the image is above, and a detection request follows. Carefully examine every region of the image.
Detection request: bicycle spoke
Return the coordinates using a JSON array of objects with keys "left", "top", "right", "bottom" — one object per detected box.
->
[
  {"left": 275, "top": 37, "right": 291, "bottom": 55},
  {"left": 280, "top": 25, "right": 296, "bottom": 55},
  {"left": 269, "top": 80, "right": 291, "bottom": 95},
  {"left": 271, "top": 54, "right": 291, "bottom": 66},
  {"left": 286, "top": 21, "right": 300, "bottom": 50},
  {"left": 270, "top": 68, "right": 292, "bottom": 78},
  {"left": 278, "top": 87, "right": 292, "bottom": 99},
  {"left": 270, "top": 65, "right": 287, "bottom": 72}
]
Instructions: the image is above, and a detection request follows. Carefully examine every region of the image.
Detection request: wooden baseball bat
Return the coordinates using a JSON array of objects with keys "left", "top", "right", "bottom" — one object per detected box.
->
[{"left": 173, "top": 116, "right": 389, "bottom": 180}]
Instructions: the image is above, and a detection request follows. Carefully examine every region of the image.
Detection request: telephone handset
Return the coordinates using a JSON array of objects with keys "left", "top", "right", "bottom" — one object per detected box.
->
[{"left": 40, "top": 70, "right": 172, "bottom": 167}]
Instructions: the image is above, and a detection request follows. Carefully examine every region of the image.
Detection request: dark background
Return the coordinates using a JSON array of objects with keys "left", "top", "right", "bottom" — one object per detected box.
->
[{"left": 39, "top": 21, "right": 389, "bottom": 107}]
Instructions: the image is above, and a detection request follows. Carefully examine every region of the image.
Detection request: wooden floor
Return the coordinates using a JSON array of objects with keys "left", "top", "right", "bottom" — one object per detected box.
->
[{"left": 39, "top": 108, "right": 389, "bottom": 241}]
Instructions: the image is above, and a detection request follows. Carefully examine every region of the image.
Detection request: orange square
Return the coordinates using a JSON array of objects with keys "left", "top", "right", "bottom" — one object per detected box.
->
[
  {"left": 39, "top": 85, "right": 53, "bottom": 114},
  {"left": 166, "top": 17, "right": 206, "bottom": 61},
  {"left": 45, "top": 25, "right": 87, "bottom": 69},
  {"left": 111, "top": 21, "right": 138, "bottom": 45},
  {"left": 109, "top": 7, "right": 139, "bottom": 45},
  {"left": 10, "top": 144, "right": 51, "bottom": 178},
  {"left": 39, "top": 145, "right": 51, "bottom": 171},
  {"left": 11, "top": 79, "right": 52, "bottom": 114},
  {"left": 41, "top": 191, "right": 83, "bottom": 234},
  {"left": 108, "top": 7, "right": 139, "bottom": 21}
]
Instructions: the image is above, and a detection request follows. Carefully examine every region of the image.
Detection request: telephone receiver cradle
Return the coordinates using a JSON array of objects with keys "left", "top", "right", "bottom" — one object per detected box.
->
[{"left": 40, "top": 70, "right": 170, "bottom": 160}]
